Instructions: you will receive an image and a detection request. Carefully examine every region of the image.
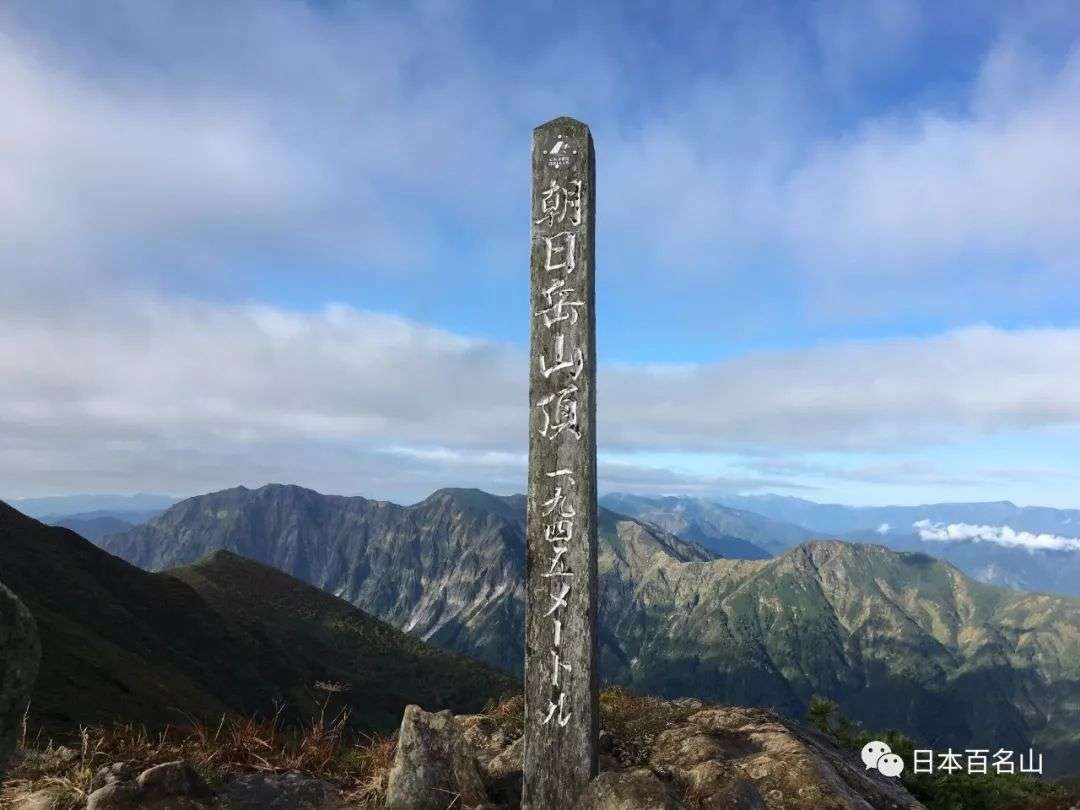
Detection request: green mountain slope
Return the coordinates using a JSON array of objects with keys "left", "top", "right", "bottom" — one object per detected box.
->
[
  {"left": 600, "top": 541, "right": 1080, "bottom": 775},
  {"left": 0, "top": 501, "right": 514, "bottom": 735}
]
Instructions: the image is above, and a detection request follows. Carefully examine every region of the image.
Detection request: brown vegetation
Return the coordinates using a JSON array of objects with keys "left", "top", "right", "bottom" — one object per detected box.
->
[{"left": 2, "top": 704, "right": 396, "bottom": 809}]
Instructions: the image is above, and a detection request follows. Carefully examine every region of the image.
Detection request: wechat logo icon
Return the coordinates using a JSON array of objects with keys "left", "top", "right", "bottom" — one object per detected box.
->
[{"left": 862, "top": 740, "right": 905, "bottom": 778}]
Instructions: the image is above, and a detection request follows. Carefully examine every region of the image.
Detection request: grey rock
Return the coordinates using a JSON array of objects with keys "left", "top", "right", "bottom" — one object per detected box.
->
[
  {"left": 86, "top": 781, "right": 143, "bottom": 810},
  {"left": 90, "top": 761, "right": 139, "bottom": 792},
  {"left": 580, "top": 769, "right": 683, "bottom": 809},
  {"left": 0, "top": 581, "right": 40, "bottom": 779},
  {"left": 385, "top": 705, "right": 489, "bottom": 810},
  {"left": 649, "top": 706, "right": 924, "bottom": 809},
  {"left": 87, "top": 761, "right": 214, "bottom": 810},
  {"left": 137, "top": 760, "right": 212, "bottom": 800},
  {"left": 10, "top": 786, "right": 66, "bottom": 810},
  {"left": 481, "top": 734, "right": 523, "bottom": 807},
  {"left": 692, "top": 778, "right": 766, "bottom": 810},
  {"left": 482, "top": 734, "right": 523, "bottom": 780},
  {"left": 417, "top": 700, "right": 924, "bottom": 810},
  {"left": 217, "top": 771, "right": 346, "bottom": 809}
]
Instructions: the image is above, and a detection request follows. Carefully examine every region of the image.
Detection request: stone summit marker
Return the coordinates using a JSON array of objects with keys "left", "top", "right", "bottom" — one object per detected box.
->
[{"left": 523, "top": 116, "right": 599, "bottom": 808}]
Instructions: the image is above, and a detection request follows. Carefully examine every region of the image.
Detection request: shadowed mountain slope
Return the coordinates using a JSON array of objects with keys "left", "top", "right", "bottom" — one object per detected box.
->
[
  {"left": 0, "top": 501, "right": 514, "bottom": 735},
  {"left": 48, "top": 514, "right": 134, "bottom": 541}
]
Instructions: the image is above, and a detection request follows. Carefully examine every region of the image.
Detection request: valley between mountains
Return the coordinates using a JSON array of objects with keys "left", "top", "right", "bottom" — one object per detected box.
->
[{"left": 93, "top": 483, "right": 1080, "bottom": 776}]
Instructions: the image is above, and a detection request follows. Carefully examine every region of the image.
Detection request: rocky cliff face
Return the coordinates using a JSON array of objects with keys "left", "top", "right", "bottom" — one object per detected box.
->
[
  {"left": 102, "top": 485, "right": 711, "bottom": 672},
  {"left": 0, "top": 581, "right": 39, "bottom": 778},
  {"left": 100, "top": 485, "right": 1080, "bottom": 775}
]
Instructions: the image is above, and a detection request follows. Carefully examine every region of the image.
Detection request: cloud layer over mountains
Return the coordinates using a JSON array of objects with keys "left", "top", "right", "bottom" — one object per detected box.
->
[
  {"left": 7, "top": 296, "right": 1080, "bottom": 498},
  {"left": 915, "top": 519, "right": 1080, "bottom": 552}
]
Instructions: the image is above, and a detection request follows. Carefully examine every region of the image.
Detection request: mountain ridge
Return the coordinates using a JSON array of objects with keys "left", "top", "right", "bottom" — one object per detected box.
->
[
  {"left": 0, "top": 500, "right": 514, "bottom": 735},
  {"left": 98, "top": 483, "right": 1080, "bottom": 774},
  {"left": 607, "top": 492, "right": 1080, "bottom": 597}
]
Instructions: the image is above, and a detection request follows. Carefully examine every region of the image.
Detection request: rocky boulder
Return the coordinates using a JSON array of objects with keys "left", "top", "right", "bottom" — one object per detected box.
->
[
  {"left": 216, "top": 772, "right": 348, "bottom": 809},
  {"left": 86, "top": 760, "right": 214, "bottom": 809},
  {"left": 383, "top": 699, "right": 926, "bottom": 809},
  {"left": 385, "top": 705, "right": 489, "bottom": 810},
  {"left": 0, "top": 581, "right": 40, "bottom": 779},
  {"left": 649, "top": 706, "right": 922, "bottom": 809}
]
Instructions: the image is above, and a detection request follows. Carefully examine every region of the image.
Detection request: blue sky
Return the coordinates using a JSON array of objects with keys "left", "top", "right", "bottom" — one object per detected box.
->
[{"left": 3, "top": 0, "right": 1080, "bottom": 506}]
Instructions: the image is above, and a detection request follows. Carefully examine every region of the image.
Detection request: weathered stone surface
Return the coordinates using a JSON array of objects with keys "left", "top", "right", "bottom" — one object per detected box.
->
[
  {"left": 217, "top": 772, "right": 347, "bottom": 809},
  {"left": 86, "top": 760, "right": 213, "bottom": 809},
  {"left": 0, "top": 581, "right": 40, "bottom": 779},
  {"left": 393, "top": 700, "right": 923, "bottom": 810},
  {"left": 693, "top": 778, "right": 767, "bottom": 810},
  {"left": 138, "top": 760, "right": 213, "bottom": 801},
  {"left": 9, "top": 786, "right": 67, "bottom": 810},
  {"left": 86, "top": 781, "right": 144, "bottom": 810},
  {"left": 580, "top": 769, "right": 683, "bottom": 809},
  {"left": 524, "top": 114, "right": 600, "bottom": 810},
  {"left": 385, "top": 705, "right": 489, "bottom": 810},
  {"left": 90, "top": 761, "right": 140, "bottom": 792},
  {"left": 649, "top": 706, "right": 924, "bottom": 810},
  {"left": 481, "top": 734, "right": 524, "bottom": 807}
]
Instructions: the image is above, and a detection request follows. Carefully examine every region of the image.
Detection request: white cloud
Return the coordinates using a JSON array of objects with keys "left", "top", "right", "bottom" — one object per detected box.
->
[
  {"left": 2, "top": 2, "right": 1078, "bottom": 317},
  {"left": 6, "top": 298, "right": 1080, "bottom": 497},
  {"left": 3, "top": 2, "right": 1080, "bottom": 499},
  {"left": 605, "top": 325, "right": 1080, "bottom": 451},
  {"left": 914, "top": 520, "right": 1080, "bottom": 552},
  {"left": 784, "top": 42, "right": 1080, "bottom": 303}
]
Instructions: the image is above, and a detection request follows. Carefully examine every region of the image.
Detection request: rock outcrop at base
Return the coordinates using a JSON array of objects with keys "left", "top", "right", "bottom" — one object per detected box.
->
[
  {"left": 0, "top": 581, "right": 40, "bottom": 779},
  {"left": 384, "top": 700, "right": 926, "bottom": 809},
  {"left": 81, "top": 760, "right": 346, "bottom": 810}
]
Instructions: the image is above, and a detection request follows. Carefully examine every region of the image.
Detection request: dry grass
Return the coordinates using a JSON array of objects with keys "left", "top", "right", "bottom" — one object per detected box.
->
[
  {"left": 2, "top": 703, "right": 399, "bottom": 809},
  {"left": 5, "top": 688, "right": 708, "bottom": 809},
  {"left": 481, "top": 693, "right": 525, "bottom": 738},
  {"left": 599, "top": 685, "right": 701, "bottom": 767}
]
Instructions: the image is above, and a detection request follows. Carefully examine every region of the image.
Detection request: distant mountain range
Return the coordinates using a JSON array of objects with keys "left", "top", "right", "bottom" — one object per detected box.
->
[
  {"left": 719, "top": 493, "right": 1080, "bottom": 537},
  {"left": 599, "top": 492, "right": 813, "bottom": 557},
  {"left": 96, "top": 484, "right": 1080, "bottom": 775},
  {"left": 46, "top": 512, "right": 140, "bottom": 541},
  {"left": 10, "top": 492, "right": 179, "bottom": 519},
  {"left": 0, "top": 501, "right": 514, "bottom": 735},
  {"left": 621, "top": 493, "right": 1080, "bottom": 597}
]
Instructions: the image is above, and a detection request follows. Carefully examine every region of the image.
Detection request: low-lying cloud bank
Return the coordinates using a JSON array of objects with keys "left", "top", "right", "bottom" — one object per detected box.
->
[{"left": 914, "top": 520, "right": 1080, "bottom": 552}]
